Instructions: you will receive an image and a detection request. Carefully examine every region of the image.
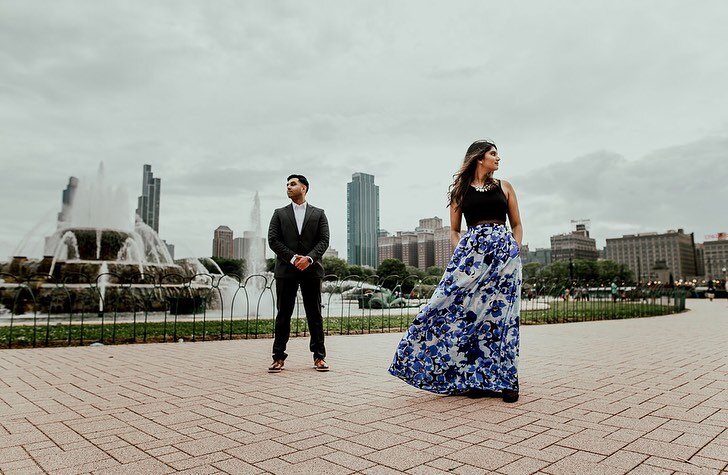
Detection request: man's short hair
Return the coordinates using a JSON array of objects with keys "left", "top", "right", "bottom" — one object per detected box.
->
[{"left": 287, "top": 174, "right": 309, "bottom": 192}]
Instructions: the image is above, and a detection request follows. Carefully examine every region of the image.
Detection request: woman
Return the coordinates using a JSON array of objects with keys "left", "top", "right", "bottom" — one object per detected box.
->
[
  {"left": 706, "top": 280, "right": 715, "bottom": 302},
  {"left": 389, "top": 140, "right": 523, "bottom": 402}
]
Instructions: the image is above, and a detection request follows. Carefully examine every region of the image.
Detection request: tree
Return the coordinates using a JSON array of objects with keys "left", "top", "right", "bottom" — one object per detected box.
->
[
  {"left": 323, "top": 256, "right": 349, "bottom": 278},
  {"left": 211, "top": 256, "right": 245, "bottom": 277},
  {"left": 572, "top": 259, "right": 599, "bottom": 282},
  {"left": 378, "top": 259, "right": 407, "bottom": 289},
  {"left": 536, "top": 260, "right": 569, "bottom": 282},
  {"left": 357, "top": 265, "right": 376, "bottom": 278},
  {"left": 345, "top": 265, "right": 366, "bottom": 279},
  {"left": 536, "top": 258, "right": 634, "bottom": 286},
  {"left": 535, "top": 259, "right": 593, "bottom": 284},
  {"left": 426, "top": 266, "right": 444, "bottom": 277},
  {"left": 398, "top": 266, "right": 429, "bottom": 295},
  {"left": 405, "top": 266, "right": 425, "bottom": 280},
  {"left": 522, "top": 262, "right": 542, "bottom": 281},
  {"left": 597, "top": 260, "right": 634, "bottom": 284}
]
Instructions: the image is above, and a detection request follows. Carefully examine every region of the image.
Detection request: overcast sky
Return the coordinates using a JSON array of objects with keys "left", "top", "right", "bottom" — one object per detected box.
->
[{"left": 2, "top": 1, "right": 727, "bottom": 262}]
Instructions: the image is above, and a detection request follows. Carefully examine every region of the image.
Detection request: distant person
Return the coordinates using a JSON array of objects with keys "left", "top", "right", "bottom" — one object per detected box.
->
[
  {"left": 267, "top": 175, "right": 330, "bottom": 373},
  {"left": 389, "top": 140, "right": 523, "bottom": 403},
  {"left": 706, "top": 280, "right": 715, "bottom": 302},
  {"left": 611, "top": 281, "right": 619, "bottom": 302}
]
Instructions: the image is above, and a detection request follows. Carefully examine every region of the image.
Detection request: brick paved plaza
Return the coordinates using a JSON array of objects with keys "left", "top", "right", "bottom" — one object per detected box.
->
[{"left": 0, "top": 299, "right": 726, "bottom": 474}]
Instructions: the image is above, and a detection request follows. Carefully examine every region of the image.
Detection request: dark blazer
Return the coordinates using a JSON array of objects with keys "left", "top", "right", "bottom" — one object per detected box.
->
[{"left": 268, "top": 203, "right": 329, "bottom": 279}]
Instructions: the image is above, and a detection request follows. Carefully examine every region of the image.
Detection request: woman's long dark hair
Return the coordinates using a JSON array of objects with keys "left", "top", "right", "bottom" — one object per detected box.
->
[{"left": 447, "top": 140, "right": 497, "bottom": 208}]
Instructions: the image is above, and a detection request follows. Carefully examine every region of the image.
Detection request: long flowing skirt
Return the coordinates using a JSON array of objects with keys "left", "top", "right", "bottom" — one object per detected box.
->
[{"left": 389, "top": 223, "right": 522, "bottom": 394}]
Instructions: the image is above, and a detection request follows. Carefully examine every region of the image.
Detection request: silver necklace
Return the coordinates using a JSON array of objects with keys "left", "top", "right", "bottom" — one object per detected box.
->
[{"left": 473, "top": 178, "right": 497, "bottom": 192}]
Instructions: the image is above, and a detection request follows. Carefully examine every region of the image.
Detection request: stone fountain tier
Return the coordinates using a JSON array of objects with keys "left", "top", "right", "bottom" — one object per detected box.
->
[
  {"left": 1, "top": 257, "right": 188, "bottom": 283},
  {"left": 52, "top": 260, "right": 187, "bottom": 283},
  {"left": 6, "top": 225, "right": 191, "bottom": 282},
  {"left": 63, "top": 228, "right": 136, "bottom": 261},
  {"left": 46, "top": 226, "right": 174, "bottom": 265}
]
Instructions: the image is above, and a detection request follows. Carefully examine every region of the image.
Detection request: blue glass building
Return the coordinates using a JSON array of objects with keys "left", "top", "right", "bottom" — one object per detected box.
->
[{"left": 347, "top": 172, "right": 379, "bottom": 267}]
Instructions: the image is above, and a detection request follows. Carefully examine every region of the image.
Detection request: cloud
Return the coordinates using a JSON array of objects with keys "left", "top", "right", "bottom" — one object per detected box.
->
[
  {"left": 515, "top": 136, "right": 728, "bottom": 248},
  {"left": 1, "top": 1, "right": 727, "bottom": 261},
  {"left": 166, "top": 159, "right": 355, "bottom": 197}
]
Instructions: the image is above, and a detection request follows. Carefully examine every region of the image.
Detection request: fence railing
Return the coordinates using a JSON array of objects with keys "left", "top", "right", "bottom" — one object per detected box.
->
[{"left": 0, "top": 272, "right": 686, "bottom": 348}]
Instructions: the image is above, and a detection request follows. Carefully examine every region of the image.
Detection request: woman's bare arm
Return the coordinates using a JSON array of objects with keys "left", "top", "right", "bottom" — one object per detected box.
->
[
  {"left": 450, "top": 203, "right": 463, "bottom": 248},
  {"left": 502, "top": 180, "right": 523, "bottom": 247}
]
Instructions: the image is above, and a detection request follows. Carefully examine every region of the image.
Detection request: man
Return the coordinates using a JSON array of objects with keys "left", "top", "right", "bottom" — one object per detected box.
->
[{"left": 267, "top": 174, "right": 330, "bottom": 373}]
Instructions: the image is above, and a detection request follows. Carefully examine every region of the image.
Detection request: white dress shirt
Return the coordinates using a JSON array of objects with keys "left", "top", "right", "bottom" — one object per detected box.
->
[
  {"left": 290, "top": 201, "right": 313, "bottom": 265},
  {"left": 292, "top": 201, "right": 307, "bottom": 234}
]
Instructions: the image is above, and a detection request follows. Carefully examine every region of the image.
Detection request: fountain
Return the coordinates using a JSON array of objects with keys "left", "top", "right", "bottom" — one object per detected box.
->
[
  {"left": 0, "top": 162, "right": 284, "bottom": 323},
  {"left": 0, "top": 163, "right": 202, "bottom": 316},
  {"left": 35, "top": 163, "right": 179, "bottom": 282}
]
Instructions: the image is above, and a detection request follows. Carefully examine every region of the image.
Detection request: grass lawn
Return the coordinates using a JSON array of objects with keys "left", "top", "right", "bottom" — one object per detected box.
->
[{"left": 0, "top": 301, "right": 682, "bottom": 348}]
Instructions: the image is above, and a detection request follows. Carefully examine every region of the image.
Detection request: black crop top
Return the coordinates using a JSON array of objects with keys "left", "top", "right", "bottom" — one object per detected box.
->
[{"left": 460, "top": 181, "right": 508, "bottom": 226}]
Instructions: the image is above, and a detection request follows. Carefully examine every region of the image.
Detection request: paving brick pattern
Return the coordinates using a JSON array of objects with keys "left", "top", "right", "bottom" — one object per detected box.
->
[{"left": 1, "top": 300, "right": 726, "bottom": 474}]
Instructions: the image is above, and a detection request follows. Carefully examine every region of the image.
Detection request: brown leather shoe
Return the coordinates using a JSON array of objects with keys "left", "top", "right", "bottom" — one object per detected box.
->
[
  {"left": 268, "top": 359, "right": 284, "bottom": 373},
  {"left": 313, "top": 358, "right": 330, "bottom": 372}
]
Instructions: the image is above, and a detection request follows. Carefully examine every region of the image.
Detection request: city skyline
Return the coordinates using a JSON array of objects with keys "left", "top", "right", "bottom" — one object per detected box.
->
[
  {"left": 378, "top": 216, "right": 726, "bottom": 283},
  {"left": 1, "top": 2, "right": 727, "bottom": 260},
  {"left": 1, "top": 159, "right": 725, "bottom": 263}
]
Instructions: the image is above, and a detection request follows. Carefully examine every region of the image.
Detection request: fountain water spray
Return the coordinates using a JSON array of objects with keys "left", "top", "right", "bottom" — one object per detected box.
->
[
  {"left": 247, "top": 192, "right": 266, "bottom": 276},
  {"left": 97, "top": 262, "right": 109, "bottom": 312},
  {"left": 65, "top": 162, "right": 133, "bottom": 231}
]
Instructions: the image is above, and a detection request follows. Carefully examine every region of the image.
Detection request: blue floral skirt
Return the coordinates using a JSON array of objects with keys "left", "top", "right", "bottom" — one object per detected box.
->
[{"left": 389, "top": 223, "right": 522, "bottom": 395}]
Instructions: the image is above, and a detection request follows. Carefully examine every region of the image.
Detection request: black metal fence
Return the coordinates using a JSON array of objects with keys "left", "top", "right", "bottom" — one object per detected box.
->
[{"left": 0, "top": 272, "right": 686, "bottom": 349}]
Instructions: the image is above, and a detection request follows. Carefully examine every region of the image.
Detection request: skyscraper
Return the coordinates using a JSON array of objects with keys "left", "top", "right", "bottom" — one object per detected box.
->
[
  {"left": 136, "top": 165, "right": 161, "bottom": 233},
  {"left": 213, "top": 226, "right": 234, "bottom": 258},
  {"left": 347, "top": 172, "right": 379, "bottom": 267},
  {"left": 57, "top": 176, "right": 78, "bottom": 226}
]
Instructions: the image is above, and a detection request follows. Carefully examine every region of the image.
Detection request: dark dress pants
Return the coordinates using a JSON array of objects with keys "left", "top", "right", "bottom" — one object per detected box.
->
[{"left": 272, "top": 277, "right": 326, "bottom": 361}]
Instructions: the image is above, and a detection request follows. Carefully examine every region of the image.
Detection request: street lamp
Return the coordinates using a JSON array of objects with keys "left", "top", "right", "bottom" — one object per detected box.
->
[{"left": 568, "top": 257, "right": 574, "bottom": 282}]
